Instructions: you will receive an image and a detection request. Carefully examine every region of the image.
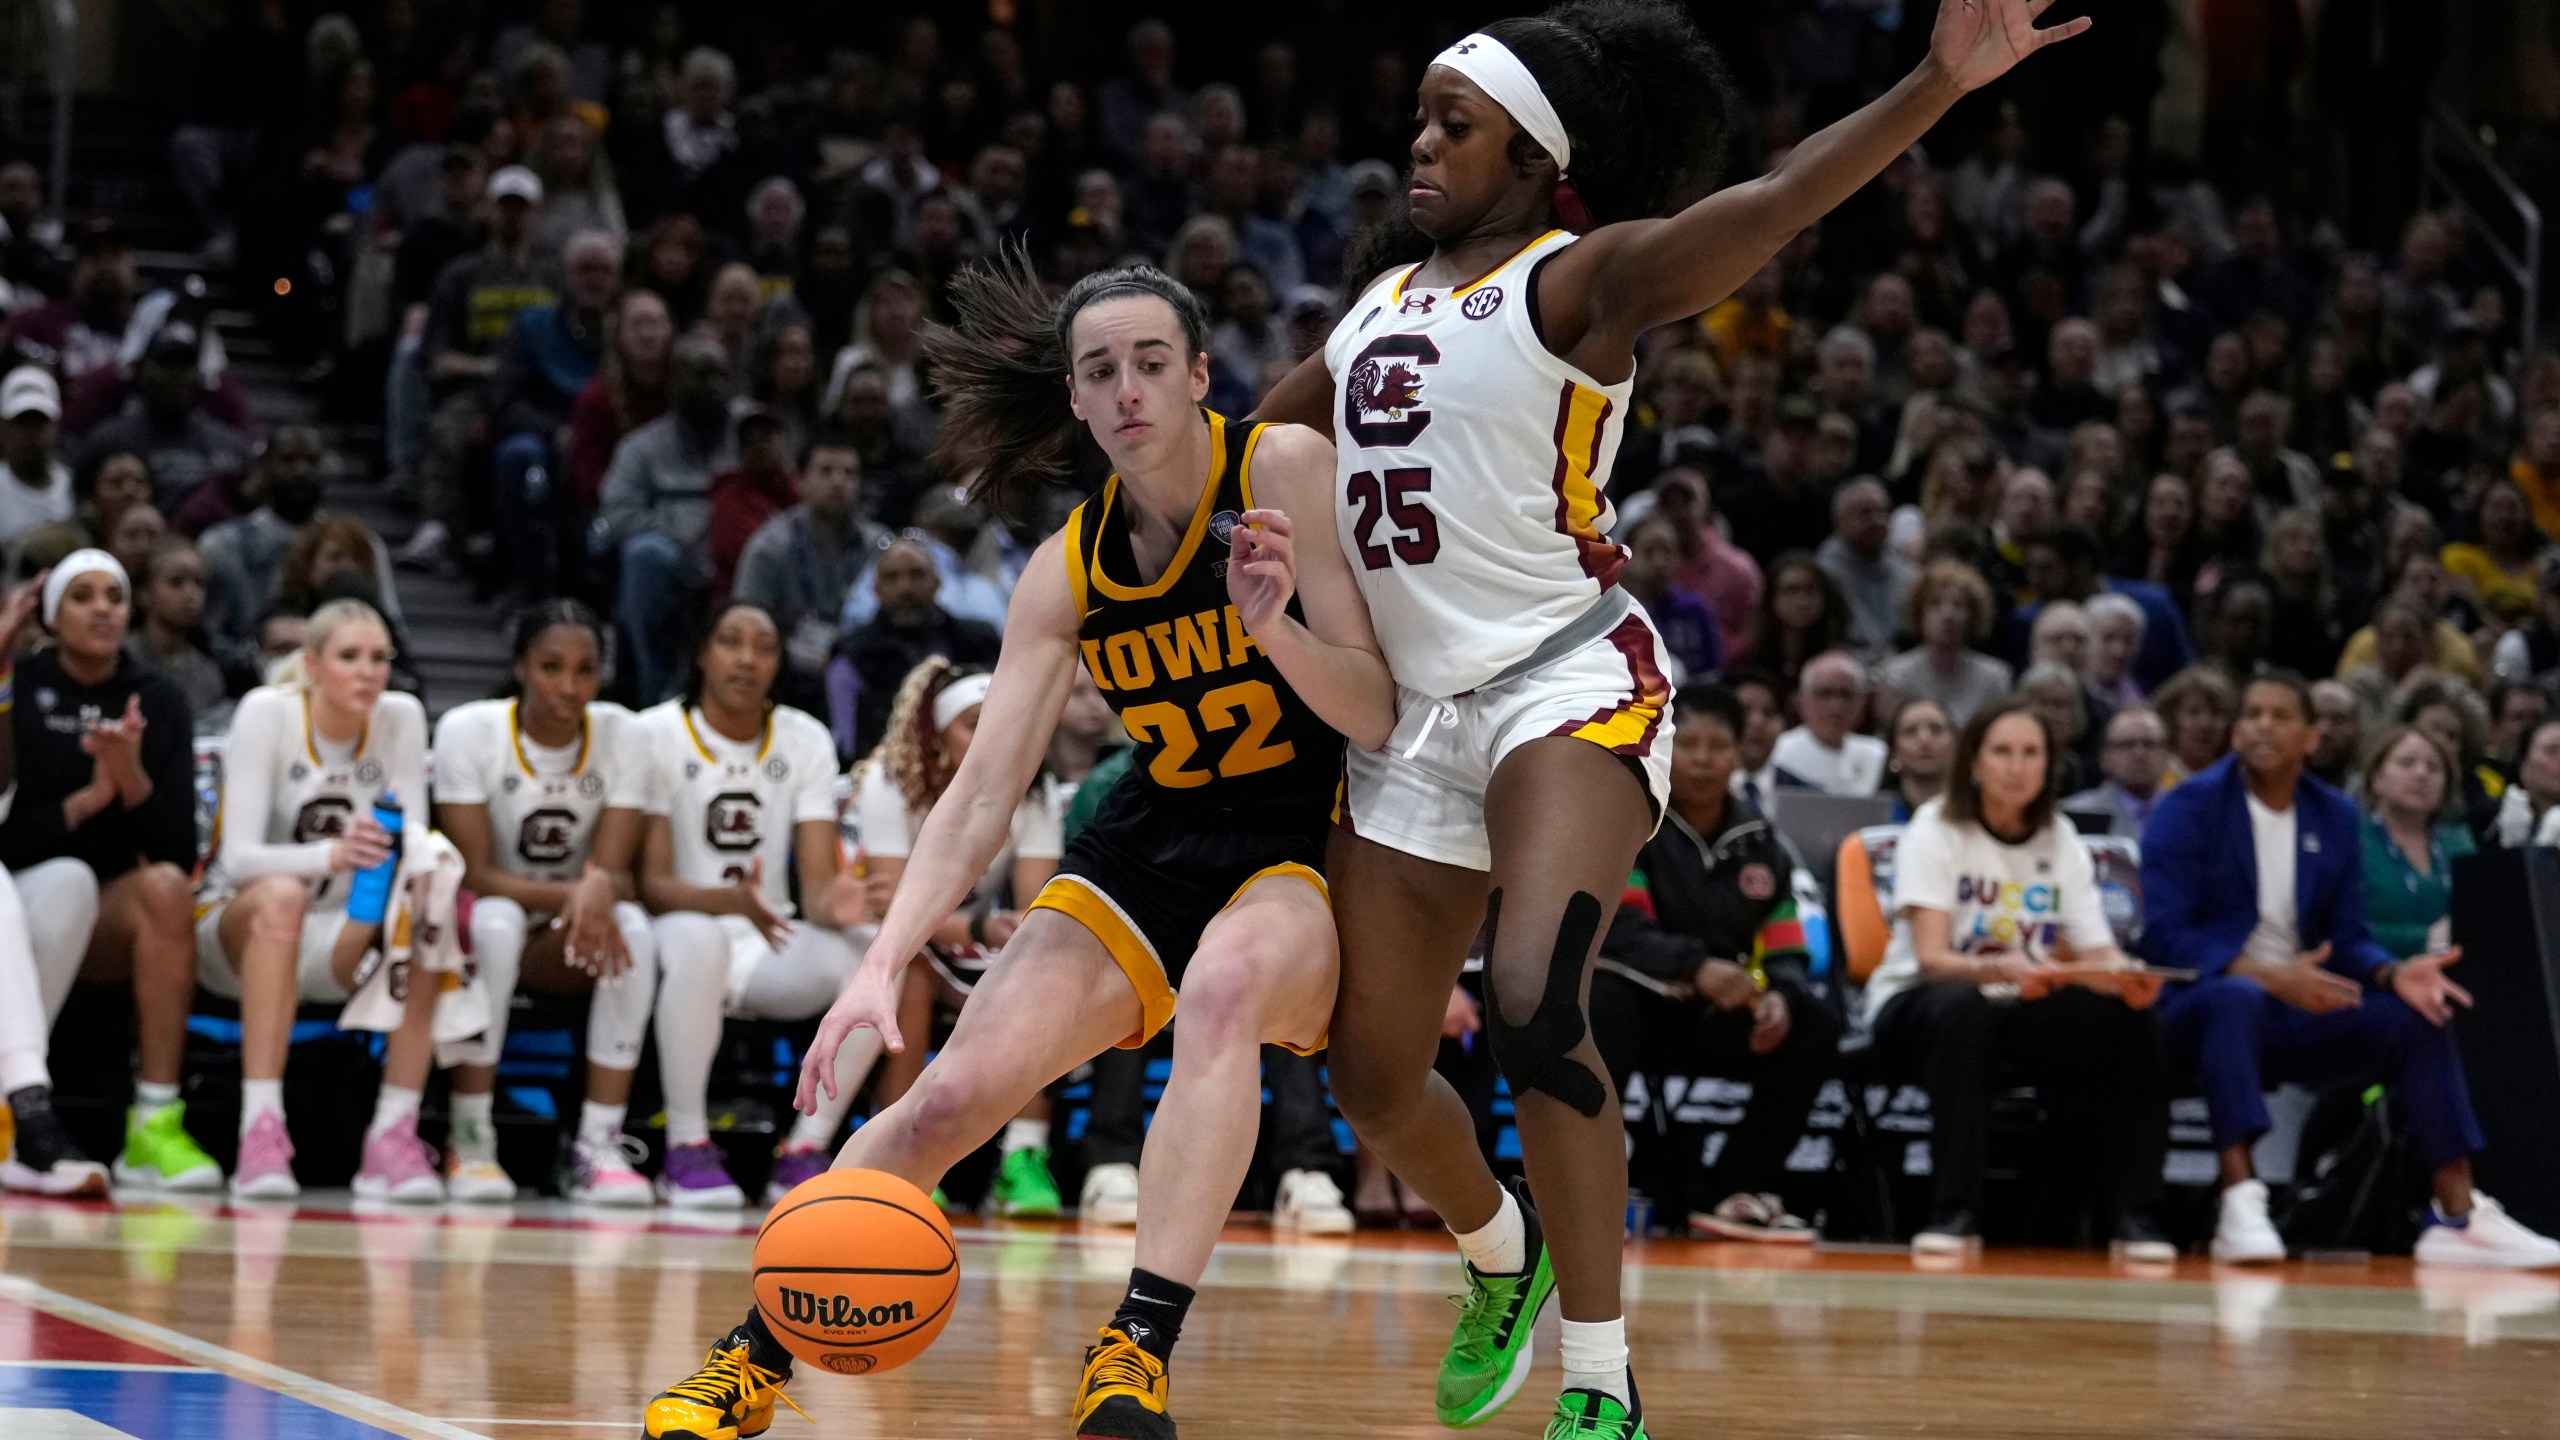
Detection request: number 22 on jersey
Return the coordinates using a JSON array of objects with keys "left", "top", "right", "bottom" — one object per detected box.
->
[{"left": 1120, "top": 680, "right": 1294, "bottom": 789}]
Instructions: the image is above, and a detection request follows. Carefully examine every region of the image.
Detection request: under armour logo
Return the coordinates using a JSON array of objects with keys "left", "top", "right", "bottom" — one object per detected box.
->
[{"left": 1400, "top": 293, "right": 1436, "bottom": 315}]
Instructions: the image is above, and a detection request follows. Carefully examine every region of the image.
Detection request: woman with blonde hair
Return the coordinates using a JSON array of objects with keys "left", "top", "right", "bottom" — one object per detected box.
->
[
  {"left": 198, "top": 598, "right": 436, "bottom": 1201},
  {"left": 2151, "top": 664, "right": 2239, "bottom": 787},
  {"left": 1877, "top": 560, "right": 2011, "bottom": 726}
]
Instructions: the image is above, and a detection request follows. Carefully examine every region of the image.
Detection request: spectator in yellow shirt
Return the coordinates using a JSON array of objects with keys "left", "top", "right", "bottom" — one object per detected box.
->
[{"left": 2440, "top": 476, "right": 2546, "bottom": 624}]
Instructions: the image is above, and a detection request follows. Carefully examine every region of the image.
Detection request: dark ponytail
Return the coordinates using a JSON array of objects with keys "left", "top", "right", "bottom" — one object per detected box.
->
[
  {"left": 1346, "top": 0, "right": 1734, "bottom": 290},
  {"left": 923, "top": 244, "right": 1211, "bottom": 517},
  {"left": 498, "top": 598, "right": 611, "bottom": 698}
]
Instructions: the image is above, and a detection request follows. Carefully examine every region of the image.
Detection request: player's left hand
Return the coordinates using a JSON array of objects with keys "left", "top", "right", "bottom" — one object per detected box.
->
[
  {"left": 1227, "top": 507, "right": 1299, "bottom": 633},
  {"left": 1930, "top": 0, "right": 2091, "bottom": 92},
  {"left": 558, "top": 865, "right": 631, "bottom": 978}
]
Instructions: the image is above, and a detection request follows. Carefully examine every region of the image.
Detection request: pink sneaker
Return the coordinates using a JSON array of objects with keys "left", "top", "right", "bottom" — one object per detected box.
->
[
  {"left": 228, "top": 1109, "right": 300, "bottom": 1201},
  {"left": 354, "top": 1114, "right": 446, "bottom": 1204}
]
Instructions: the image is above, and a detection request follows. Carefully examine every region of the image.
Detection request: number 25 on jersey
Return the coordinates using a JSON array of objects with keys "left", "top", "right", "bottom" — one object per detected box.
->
[{"left": 1346, "top": 466, "right": 1439, "bottom": 570}]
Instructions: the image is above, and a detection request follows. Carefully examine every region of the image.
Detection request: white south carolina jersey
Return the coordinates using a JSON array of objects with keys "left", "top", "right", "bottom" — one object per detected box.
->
[
  {"left": 204, "top": 685, "right": 430, "bottom": 909},
  {"left": 431, "top": 699, "right": 652, "bottom": 882},
  {"left": 636, "top": 700, "right": 839, "bottom": 916},
  {"left": 1324, "top": 228, "right": 1632, "bottom": 697}
]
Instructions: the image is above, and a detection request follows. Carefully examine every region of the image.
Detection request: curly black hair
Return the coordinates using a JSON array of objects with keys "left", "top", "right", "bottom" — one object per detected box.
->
[{"left": 1346, "top": 0, "right": 1735, "bottom": 289}]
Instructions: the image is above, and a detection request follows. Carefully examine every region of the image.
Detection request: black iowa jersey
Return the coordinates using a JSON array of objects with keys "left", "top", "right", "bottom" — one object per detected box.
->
[{"left": 1062, "top": 410, "right": 1343, "bottom": 833}]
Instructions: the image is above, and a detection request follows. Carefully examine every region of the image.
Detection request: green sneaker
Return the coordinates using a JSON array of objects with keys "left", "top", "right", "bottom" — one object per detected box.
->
[
  {"left": 989, "top": 1147, "right": 1062, "bottom": 1218},
  {"left": 1436, "top": 1180, "right": 1556, "bottom": 1428},
  {"left": 113, "top": 1103, "right": 222, "bottom": 1191},
  {"left": 1544, "top": 1384, "right": 1648, "bottom": 1439}
]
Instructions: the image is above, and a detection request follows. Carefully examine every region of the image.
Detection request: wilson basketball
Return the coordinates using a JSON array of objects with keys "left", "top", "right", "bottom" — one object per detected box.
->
[{"left": 752, "top": 1168, "right": 960, "bottom": 1376}]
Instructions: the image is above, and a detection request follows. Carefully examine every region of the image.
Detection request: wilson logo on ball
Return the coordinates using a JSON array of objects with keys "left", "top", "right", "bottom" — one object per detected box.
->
[{"left": 776, "top": 1288, "right": 916, "bottom": 1331}]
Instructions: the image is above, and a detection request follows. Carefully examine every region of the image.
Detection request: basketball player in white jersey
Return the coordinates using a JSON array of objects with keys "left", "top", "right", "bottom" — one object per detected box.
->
[
  {"left": 635, "top": 600, "right": 872, "bottom": 1210},
  {"left": 431, "top": 600, "right": 658, "bottom": 1206},
  {"left": 1252, "top": 2, "right": 2090, "bottom": 1433},
  {"left": 198, "top": 598, "right": 441, "bottom": 1203}
]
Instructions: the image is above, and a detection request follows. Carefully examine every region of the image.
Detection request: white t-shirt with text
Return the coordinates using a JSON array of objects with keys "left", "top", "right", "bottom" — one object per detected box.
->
[{"left": 1866, "top": 798, "right": 2116, "bottom": 1024}]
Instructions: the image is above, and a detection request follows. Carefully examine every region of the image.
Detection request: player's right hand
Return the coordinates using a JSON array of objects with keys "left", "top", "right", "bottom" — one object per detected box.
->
[
  {"left": 736, "top": 859, "right": 792, "bottom": 950},
  {"left": 1227, "top": 507, "right": 1299, "bottom": 633},
  {"left": 796, "top": 967, "right": 902, "bottom": 1115},
  {"left": 331, "top": 815, "right": 394, "bottom": 872}
]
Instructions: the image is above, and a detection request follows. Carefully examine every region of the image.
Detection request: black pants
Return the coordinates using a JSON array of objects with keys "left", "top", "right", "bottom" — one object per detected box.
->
[
  {"left": 1590, "top": 970, "right": 1840, "bottom": 1219},
  {"left": 1085, "top": 1043, "right": 1339, "bottom": 1175},
  {"left": 1871, "top": 980, "right": 2167, "bottom": 1222}
]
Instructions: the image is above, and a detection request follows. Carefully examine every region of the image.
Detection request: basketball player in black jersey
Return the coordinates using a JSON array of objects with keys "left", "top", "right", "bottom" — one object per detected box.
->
[{"left": 644, "top": 255, "right": 1389, "bottom": 1440}]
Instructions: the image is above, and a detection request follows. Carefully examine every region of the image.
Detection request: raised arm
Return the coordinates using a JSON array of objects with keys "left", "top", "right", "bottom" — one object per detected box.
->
[
  {"left": 1228, "top": 424, "right": 1396, "bottom": 749},
  {"left": 1544, "top": 0, "right": 2089, "bottom": 358}
]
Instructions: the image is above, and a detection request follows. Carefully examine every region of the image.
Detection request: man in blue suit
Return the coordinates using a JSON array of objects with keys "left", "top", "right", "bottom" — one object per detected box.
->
[{"left": 2143, "top": 673, "right": 2559, "bottom": 1270}]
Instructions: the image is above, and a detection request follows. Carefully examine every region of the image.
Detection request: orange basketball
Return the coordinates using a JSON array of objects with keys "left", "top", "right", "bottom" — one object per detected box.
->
[{"left": 752, "top": 1168, "right": 960, "bottom": 1376}]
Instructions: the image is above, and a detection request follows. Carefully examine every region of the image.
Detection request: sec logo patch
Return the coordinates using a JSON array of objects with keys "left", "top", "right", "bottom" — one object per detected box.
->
[{"left": 1461, "top": 286, "right": 1503, "bottom": 320}]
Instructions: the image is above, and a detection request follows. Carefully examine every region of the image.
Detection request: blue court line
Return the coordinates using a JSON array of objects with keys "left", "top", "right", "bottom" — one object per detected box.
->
[{"left": 0, "top": 1365, "right": 428, "bottom": 1439}]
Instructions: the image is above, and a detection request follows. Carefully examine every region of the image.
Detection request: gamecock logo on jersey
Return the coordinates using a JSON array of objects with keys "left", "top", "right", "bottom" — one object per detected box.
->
[
  {"left": 1342, "top": 335, "right": 1440, "bottom": 448},
  {"left": 292, "top": 797, "right": 354, "bottom": 844},
  {"left": 707, "top": 791, "right": 762, "bottom": 852},
  {"left": 517, "top": 807, "right": 579, "bottom": 865}
]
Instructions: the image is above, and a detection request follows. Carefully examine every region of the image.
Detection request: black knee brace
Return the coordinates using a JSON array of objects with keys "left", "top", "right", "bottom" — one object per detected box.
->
[{"left": 1482, "top": 889, "right": 1608, "bottom": 1118}]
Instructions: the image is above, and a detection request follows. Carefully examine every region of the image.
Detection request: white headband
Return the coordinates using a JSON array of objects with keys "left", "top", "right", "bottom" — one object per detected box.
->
[
  {"left": 932, "top": 672, "right": 993, "bottom": 732},
  {"left": 44, "top": 549, "right": 128, "bottom": 626},
  {"left": 1432, "top": 33, "right": 1571, "bottom": 178}
]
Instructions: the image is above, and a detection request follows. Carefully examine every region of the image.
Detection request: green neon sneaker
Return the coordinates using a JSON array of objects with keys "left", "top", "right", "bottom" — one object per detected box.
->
[
  {"left": 989, "top": 1146, "right": 1063, "bottom": 1218},
  {"left": 1545, "top": 1383, "right": 1648, "bottom": 1439},
  {"left": 113, "top": 1103, "right": 223, "bottom": 1191},
  {"left": 1436, "top": 1180, "right": 1556, "bottom": 1428}
]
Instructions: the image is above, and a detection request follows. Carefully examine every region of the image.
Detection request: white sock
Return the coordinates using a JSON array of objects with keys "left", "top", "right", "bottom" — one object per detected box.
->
[
  {"left": 1002, "top": 1117, "right": 1050, "bottom": 1155},
  {"left": 0, "top": 1050, "right": 48, "bottom": 1095},
  {"left": 579, "top": 1101, "right": 627, "bottom": 1145},
  {"left": 1451, "top": 1188, "right": 1527, "bottom": 1275},
  {"left": 1559, "top": 1317, "right": 1631, "bottom": 1406},
  {"left": 240, "top": 1079, "right": 286, "bottom": 1134},
  {"left": 368, "top": 1085, "right": 423, "bottom": 1139},
  {"left": 449, "top": 1090, "right": 496, "bottom": 1158},
  {"left": 134, "top": 1080, "right": 181, "bottom": 1117}
]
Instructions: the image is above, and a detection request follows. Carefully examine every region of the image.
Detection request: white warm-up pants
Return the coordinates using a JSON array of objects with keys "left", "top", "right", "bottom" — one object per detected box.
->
[
  {"left": 651, "top": 913, "right": 882, "bottom": 1145},
  {"left": 449, "top": 898, "right": 660, "bottom": 1072},
  {"left": 0, "top": 859, "right": 104, "bottom": 1093}
]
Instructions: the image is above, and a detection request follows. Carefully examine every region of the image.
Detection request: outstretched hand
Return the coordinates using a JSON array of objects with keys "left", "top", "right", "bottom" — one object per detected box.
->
[
  {"left": 1930, "top": 0, "right": 2092, "bottom": 92},
  {"left": 795, "top": 966, "right": 903, "bottom": 1115}
]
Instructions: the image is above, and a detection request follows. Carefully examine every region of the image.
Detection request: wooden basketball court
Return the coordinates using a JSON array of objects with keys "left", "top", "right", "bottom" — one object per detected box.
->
[{"left": 3, "top": 1193, "right": 2552, "bottom": 1438}]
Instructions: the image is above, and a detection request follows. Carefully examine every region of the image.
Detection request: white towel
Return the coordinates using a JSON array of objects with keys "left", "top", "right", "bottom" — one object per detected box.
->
[{"left": 338, "top": 830, "right": 493, "bottom": 1050}]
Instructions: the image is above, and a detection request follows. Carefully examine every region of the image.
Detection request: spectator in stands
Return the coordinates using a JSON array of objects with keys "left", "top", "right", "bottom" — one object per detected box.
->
[
  {"left": 1867, "top": 697, "right": 2171, "bottom": 1258},
  {"left": 829, "top": 360, "right": 931, "bottom": 527},
  {"left": 1816, "top": 477, "right": 1914, "bottom": 654},
  {"left": 2149, "top": 675, "right": 2560, "bottom": 1268},
  {"left": 567, "top": 288, "right": 672, "bottom": 514},
  {"left": 105, "top": 503, "right": 164, "bottom": 587},
  {"left": 2153, "top": 664, "right": 2237, "bottom": 787},
  {"left": 2115, "top": 471, "right": 2202, "bottom": 603},
  {"left": 2064, "top": 704, "right": 2169, "bottom": 840},
  {"left": 1727, "top": 669, "right": 1798, "bottom": 814},
  {"left": 698, "top": 263, "right": 761, "bottom": 361},
  {"left": 1618, "top": 514, "right": 1720, "bottom": 685},
  {"left": 2197, "top": 577, "right": 2276, "bottom": 691},
  {"left": 2262, "top": 507, "right": 2349, "bottom": 679},
  {"left": 2308, "top": 679, "right": 2366, "bottom": 788},
  {"left": 0, "top": 551, "right": 211, "bottom": 1194},
  {"left": 1645, "top": 463, "right": 1762, "bottom": 657},
  {"left": 2401, "top": 683, "right": 2504, "bottom": 840},
  {"left": 659, "top": 48, "right": 746, "bottom": 219},
  {"left": 198, "top": 426, "right": 333, "bottom": 659},
  {"left": 1775, "top": 651, "right": 1885, "bottom": 797},
  {"left": 0, "top": 368, "right": 71, "bottom": 572},
  {"left": 2361, "top": 726, "right": 2479, "bottom": 961},
  {"left": 1878, "top": 560, "right": 2010, "bottom": 727},
  {"left": 199, "top": 598, "right": 440, "bottom": 1201},
  {"left": 2487, "top": 679, "right": 2548, "bottom": 775},
  {"left": 489, "top": 229, "right": 622, "bottom": 596},
  {"left": 2019, "top": 524, "right": 2193, "bottom": 691},
  {"left": 734, "top": 432, "right": 888, "bottom": 723},
  {"left": 20, "top": 449, "right": 151, "bottom": 576},
  {"left": 2515, "top": 404, "right": 2560, "bottom": 547},
  {"left": 404, "top": 164, "right": 555, "bottom": 573},
  {"left": 8, "top": 221, "right": 140, "bottom": 384},
  {"left": 601, "top": 333, "right": 736, "bottom": 703},
  {"left": 2019, "top": 661, "right": 2097, "bottom": 795},
  {"left": 1595, "top": 686, "right": 1835, "bottom": 1243},
  {"left": 0, "top": 160, "right": 64, "bottom": 301},
  {"left": 745, "top": 318, "right": 822, "bottom": 462},
  {"left": 706, "top": 411, "right": 798, "bottom": 601},
  {"left": 128, "top": 537, "right": 227, "bottom": 715},
  {"left": 530, "top": 117, "right": 624, "bottom": 261},
  {"left": 2488, "top": 718, "right": 2560, "bottom": 848},
  {"left": 831, "top": 535, "right": 1000, "bottom": 760},
  {"left": 2028, "top": 601, "right": 2091, "bottom": 677},
  {"left": 77, "top": 324, "right": 251, "bottom": 514},
  {"left": 824, "top": 269, "right": 930, "bottom": 421},
  {"left": 2442, "top": 477, "right": 2546, "bottom": 629},
  {"left": 1750, "top": 553, "right": 1848, "bottom": 693},
  {"left": 2341, "top": 598, "right": 2444, "bottom": 724},
  {"left": 1882, "top": 697, "right": 1955, "bottom": 822}
]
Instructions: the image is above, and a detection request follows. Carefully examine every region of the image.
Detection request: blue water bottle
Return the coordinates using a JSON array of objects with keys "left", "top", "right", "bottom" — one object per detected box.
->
[{"left": 346, "top": 793, "right": 405, "bottom": 925}]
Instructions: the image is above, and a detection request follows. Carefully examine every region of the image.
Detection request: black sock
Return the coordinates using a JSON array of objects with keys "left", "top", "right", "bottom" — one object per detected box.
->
[
  {"left": 740, "top": 1306, "right": 794, "bottom": 1375},
  {"left": 1110, "top": 1268, "right": 1195, "bottom": 1361},
  {"left": 7, "top": 1083, "right": 50, "bottom": 1120}
]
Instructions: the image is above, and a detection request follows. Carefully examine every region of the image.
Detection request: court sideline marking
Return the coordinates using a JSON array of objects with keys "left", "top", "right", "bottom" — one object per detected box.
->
[{"left": 0, "top": 1273, "right": 492, "bottom": 1440}]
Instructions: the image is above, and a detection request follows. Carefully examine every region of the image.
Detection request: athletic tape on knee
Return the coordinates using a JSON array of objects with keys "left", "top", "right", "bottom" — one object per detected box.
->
[{"left": 1483, "top": 889, "right": 1609, "bottom": 1118}]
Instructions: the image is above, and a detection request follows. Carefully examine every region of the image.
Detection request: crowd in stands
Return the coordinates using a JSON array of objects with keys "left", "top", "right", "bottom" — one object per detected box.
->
[{"left": 1, "top": 0, "right": 2558, "bottom": 1263}]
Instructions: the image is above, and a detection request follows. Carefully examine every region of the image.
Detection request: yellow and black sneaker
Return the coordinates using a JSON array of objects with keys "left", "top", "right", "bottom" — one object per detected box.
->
[
  {"left": 1073, "top": 1324, "right": 1177, "bottom": 1439},
  {"left": 643, "top": 1320, "right": 807, "bottom": 1439}
]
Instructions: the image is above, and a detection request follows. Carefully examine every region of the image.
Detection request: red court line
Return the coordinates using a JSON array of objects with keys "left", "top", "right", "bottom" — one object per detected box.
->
[{"left": 0, "top": 1296, "right": 195, "bottom": 1367}]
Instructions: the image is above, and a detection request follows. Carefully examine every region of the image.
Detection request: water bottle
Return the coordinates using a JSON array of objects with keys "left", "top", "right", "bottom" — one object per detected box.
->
[{"left": 346, "top": 793, "right": 405, "bottom": 925}]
